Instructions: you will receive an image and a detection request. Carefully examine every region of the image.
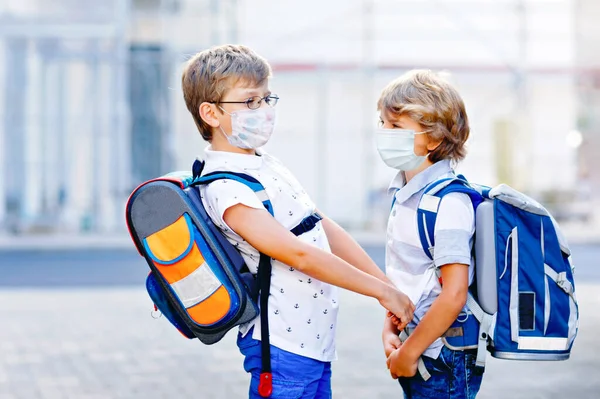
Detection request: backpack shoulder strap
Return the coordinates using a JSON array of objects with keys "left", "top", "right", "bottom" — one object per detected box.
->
[
  {"left": 190, "top": 160, "right": 274, "bottom": 217},
  {"left": 190, "top": 159, "right": 274, "bottom": 394},
  {"left": 417, "top": 175, "right": 484, "bottom": 261}
]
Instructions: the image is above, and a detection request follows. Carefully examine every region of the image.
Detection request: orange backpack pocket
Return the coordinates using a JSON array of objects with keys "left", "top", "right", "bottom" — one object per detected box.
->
[{"left": 144, "top": 213, "right": 232, "bottom": 326}]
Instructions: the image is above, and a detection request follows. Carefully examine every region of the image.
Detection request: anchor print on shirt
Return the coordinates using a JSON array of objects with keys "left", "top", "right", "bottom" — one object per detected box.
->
[{"left": 294, "top": 304, "right": 299, "bottom": 309}]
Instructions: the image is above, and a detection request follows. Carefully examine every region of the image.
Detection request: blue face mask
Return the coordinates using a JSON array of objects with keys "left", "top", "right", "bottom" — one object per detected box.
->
[{"left": 375, "top": 128, "right": 428, "bottom": 171}]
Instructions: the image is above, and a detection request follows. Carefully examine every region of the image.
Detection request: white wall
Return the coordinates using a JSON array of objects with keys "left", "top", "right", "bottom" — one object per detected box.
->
[
  {"left": 2, "top": 0, "right": 580, "bottom": 232},
  {"left": 166, "top": 0, "right": 579, "bottom": 229}
]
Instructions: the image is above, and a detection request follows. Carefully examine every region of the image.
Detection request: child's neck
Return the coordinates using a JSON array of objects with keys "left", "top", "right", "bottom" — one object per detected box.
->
[
  {"left": 211, "top": 139, "right": 256, "bottom": 156},
  {"left": 405, "top": 159, "right": 434, "bottom": 183}
]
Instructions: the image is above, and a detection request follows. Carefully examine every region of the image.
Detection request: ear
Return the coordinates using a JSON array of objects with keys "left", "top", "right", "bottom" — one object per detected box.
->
[
  {"left": 426, "top": 135, "right": 443, "bottom": 152},
  {"left": 199, "top": 102, "right": 221, "bottom": 128}
]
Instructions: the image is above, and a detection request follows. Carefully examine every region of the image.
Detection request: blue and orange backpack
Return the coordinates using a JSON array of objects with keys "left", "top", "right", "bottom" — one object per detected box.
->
[{"left": 126, "top": 160, "right": 276, "bottom": 397}]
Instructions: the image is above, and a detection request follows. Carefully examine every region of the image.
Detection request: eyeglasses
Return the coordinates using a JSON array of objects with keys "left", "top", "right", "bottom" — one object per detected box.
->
[{"left": 214, "top": 94, "right": 279, "bottom": 110}]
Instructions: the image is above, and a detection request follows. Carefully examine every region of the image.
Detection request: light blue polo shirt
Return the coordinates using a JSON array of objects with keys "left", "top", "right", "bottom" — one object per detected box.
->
[{"left": 386, "top": 160, "right": 475, "bottom": 359}]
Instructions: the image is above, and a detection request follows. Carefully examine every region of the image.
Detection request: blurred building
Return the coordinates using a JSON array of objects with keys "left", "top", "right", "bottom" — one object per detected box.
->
[
  {"left": 0, "top": 0, "right": 597, "bottom": 234},
  {"left": 0, "top": 0, "right": 130, "bottom": 233}
]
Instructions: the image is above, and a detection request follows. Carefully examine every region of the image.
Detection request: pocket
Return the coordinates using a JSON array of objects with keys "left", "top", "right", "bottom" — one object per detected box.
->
[
  {"left": 144, "top": 213, "right": 233, "bottom": 326},
  {"left": 439, "top": 347, "right": 455, "bottom": 371},
  {"left": 270, "top": 380, "right": 305, "bottom": 399},
  {"left": 422, "top": 348, "right": 453, "bottom": 374},
  {"left": 237, "top": 329, "right": 261, "bottom": 351}
]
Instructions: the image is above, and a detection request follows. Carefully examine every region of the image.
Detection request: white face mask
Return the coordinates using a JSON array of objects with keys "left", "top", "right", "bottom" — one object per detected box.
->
[
  {"left": 219, "top": 107, "right": 276, "bottom": 149},
  {"left": 375, "top": 128, "right": 428, "bottom": 171}
]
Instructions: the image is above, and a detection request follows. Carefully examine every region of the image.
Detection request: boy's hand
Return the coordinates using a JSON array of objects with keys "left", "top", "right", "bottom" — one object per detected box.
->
[
  {"left": 386, "top": 346, "right": 419, "bottom": 379},
  {"left": 387, "top": 311, "right": 402, "bottom": 328},
  {"left": 379, "top": 286, "right": 415, "bottom": 331},
  {"left": 382, "top": 330, "right": 402, "bottom": 358}
]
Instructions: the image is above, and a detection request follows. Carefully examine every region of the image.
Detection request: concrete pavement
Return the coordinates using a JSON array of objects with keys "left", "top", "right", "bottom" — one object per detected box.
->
[
  {"left": 0, "top": 285, "right": 596, "bottom": 399},
  {"left": 0, "top": 233, "right": 596, "bottom": 398}
]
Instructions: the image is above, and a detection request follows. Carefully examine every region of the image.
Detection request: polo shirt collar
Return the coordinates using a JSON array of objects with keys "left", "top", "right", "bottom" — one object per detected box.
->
[{"left": 388, "top": 160, "right": 454, "bottom": 205}]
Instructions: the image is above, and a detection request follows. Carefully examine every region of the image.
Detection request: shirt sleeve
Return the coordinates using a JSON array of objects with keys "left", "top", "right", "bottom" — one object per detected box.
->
[
  {"left": 433, "top": 192, "right": 475, "bottom": 268},
  {"left": 202, "top": 179, "right": 266, "bottom": 232}
]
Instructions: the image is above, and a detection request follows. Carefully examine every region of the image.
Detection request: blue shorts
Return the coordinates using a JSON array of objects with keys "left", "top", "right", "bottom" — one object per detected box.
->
[
  {"left": 398, "top": 346, "right": 484, "bottom": 399},
  {"left": 237, "top": 330, "right": 332, "bottom": 399}
]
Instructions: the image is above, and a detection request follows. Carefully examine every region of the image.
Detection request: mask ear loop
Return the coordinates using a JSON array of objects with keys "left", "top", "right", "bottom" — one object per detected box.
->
[
  {"left": 419, "top": 129, "right": 441, "bottom": 159},
  {"left": 219, "top": 125, "right": 231, "bottom": 140},
  {"left": 217, "top": 105, "right": 234, "bottom": 139}
]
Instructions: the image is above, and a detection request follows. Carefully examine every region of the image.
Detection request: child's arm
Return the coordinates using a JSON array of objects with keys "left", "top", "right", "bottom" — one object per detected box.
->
[
  {"left": 319, "top": 211, "right": 411, "bottom": 330},
  {"left": 318, "top": 210, "right": 390, "bottom": 284},
  {"left": 386, "top": 263, "right": 468, "bottom": 378},
  {"left": 318, "top": 211, "right": 412, "bottom": 347},
  {"left": 223, "top": 204, "right": 414, "bottom": 325}
]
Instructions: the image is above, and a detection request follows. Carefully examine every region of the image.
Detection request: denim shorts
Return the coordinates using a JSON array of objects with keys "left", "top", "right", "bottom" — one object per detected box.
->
[
  {"left": 398, "top": 346, "right": 484, "bottom": 399},
  {"left": 237, "top": 330, "right": 332, "bottom": 399}
]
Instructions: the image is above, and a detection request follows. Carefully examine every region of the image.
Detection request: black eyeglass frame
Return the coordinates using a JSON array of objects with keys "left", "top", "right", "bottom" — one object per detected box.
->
[{"left": 212, "top": 94, "right": 280, "bottom": 110}]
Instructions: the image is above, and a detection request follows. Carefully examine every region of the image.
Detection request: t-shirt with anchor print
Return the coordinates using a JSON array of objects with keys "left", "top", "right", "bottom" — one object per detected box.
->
[{"left": 199, "top": 146, "right": 339, "bottom": 362}]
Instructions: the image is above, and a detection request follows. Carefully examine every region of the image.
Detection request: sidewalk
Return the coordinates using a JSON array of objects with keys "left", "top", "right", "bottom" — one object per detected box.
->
[{"left": 0, "top": 285, "right": 597, "bottom": 399}]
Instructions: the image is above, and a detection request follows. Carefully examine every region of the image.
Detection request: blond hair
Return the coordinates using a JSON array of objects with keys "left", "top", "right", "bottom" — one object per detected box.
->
[
  {"left": 181, "top": 44, "right": 272, "bottom": 141},
  {"left": 377, "top": 70, "right": 469, "bottom": 163}
]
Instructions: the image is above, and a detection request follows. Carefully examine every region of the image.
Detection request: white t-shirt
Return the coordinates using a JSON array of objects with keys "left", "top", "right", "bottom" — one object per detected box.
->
[
  {"left": 386, "top": 160, "right": 476, "bottom": 359},
  {"left": 199, "top": 146, "right": 339, "bottom": 362}
]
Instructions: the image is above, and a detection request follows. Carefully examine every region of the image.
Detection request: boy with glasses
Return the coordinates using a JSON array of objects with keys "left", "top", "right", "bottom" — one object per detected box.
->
[{"left": 181, "top": 44, "right": 415, "bottom": 398}]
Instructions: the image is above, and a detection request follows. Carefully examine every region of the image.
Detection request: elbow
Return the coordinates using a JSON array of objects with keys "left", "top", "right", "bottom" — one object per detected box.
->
[
  {"left": 443, "top": 286, "right": 468, "bottom": 313},
  {"left": 288, "top": 245, "right": 314, "bottom": 273}
]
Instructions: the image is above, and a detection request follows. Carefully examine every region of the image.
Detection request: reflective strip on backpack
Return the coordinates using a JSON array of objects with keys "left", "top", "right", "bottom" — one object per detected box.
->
[
  {"left": 508, "top": 227, "right": 520, "bottom": 344},
  {"left": 517, "top": 337, "right": 569, "bottom": 351},
  {"left": 418, "top": 194, "right": 441, "bottom": 213},
  {"left": 170, "top": 263, "right": 222, "bottom": 308}
]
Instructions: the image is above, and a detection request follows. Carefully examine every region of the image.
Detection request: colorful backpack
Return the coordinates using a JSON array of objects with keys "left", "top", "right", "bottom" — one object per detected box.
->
[
  {"left": 413, "top": 175, "right": 578, "bottom": 374},
  {"left": 126, "top": 160, "right": 276, "bottom": 396}
]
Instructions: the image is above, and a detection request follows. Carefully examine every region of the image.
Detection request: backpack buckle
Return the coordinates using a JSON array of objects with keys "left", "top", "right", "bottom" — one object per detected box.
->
[
  {"left": 258, "top": 372, "right": 273, "bottom": 397},
  {"left": 300, "top": 217, "right": 313, "bottom": 232}
]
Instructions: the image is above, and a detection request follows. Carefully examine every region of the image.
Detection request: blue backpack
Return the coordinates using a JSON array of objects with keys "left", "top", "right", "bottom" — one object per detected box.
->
[
  {"left": 126, "top": 160, "right": 322, "bottom": 398},
  {"left": 410, "top": 174, "right": 578, "bottom": 372}
]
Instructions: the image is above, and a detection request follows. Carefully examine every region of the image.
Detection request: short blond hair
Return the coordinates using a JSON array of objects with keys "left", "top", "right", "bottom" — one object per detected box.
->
[
  {"left": 181, "top": 44, "right": 272, "bottom": 141},
  {"left": 377, "top": 70, "right": 469, "bottom": 163}
]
